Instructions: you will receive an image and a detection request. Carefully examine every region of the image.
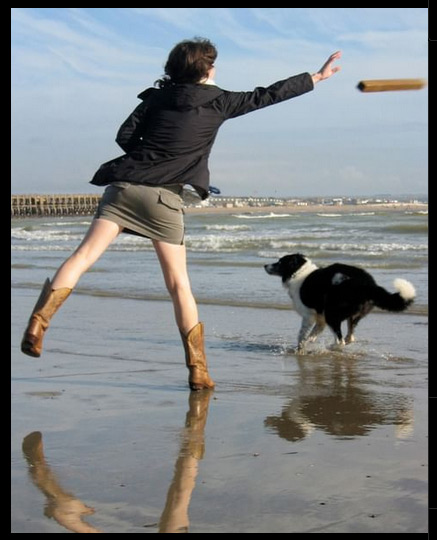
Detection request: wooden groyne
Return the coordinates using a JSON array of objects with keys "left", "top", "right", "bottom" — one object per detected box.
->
[{"left": 11, "top": 194, "right": 101, "bottom": 217}]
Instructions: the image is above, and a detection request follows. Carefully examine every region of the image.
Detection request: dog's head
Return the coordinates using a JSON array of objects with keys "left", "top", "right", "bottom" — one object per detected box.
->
[{"left": 264, "top": 253, "right": 308, "bottom": 283}]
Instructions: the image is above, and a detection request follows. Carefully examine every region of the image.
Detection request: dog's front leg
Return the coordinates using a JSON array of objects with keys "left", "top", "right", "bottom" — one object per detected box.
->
[{"left": 297, "top": 317, "right": 315, "bottom": 353}]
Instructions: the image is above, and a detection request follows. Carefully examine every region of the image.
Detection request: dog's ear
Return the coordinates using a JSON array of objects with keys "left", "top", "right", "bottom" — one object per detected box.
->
[{"left": 290, "top": 253, "right": 307, "bottom": 266}]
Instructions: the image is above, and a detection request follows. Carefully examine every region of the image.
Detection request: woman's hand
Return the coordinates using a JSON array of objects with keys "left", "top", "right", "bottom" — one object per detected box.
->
[{"left": 312, "top": 51, "right": 342, "bottom": 84}]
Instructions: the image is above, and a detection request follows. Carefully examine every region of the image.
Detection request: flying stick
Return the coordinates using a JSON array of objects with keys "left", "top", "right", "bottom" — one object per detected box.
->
[{"left": 357, "top": 79, "right": 426, "bottom": 92}]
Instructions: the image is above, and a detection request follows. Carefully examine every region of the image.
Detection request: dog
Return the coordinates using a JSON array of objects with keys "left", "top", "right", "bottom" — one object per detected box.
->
[{"left": 264, "top": 253, "right": 416, "bottom": 353}]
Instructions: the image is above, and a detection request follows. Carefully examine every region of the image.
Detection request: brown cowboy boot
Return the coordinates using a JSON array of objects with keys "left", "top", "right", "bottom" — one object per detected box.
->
[
  {"left": 21, "top": 279, "right": 72, "bottom": 358},
  {"left": 180, "top": 322, "right": 215, "bottom": 391}
]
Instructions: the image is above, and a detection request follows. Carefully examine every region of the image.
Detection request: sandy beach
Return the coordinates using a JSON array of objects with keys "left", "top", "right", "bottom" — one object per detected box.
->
[{"left": 11, "top": 285, "right": 428, "bottom": 533}]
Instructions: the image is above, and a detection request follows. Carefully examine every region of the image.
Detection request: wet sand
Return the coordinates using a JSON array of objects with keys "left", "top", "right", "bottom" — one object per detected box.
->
[{"left": 11, "top": 288, "right": 428, "bottom": 533}]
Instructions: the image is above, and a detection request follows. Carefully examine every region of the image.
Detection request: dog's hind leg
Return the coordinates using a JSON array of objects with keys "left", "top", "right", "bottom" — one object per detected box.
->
[
  {"left": 345, "top": 304, "right": 373, "bottom": 344},
  {"left": 345, "top": 316, "right": 360, "bottom": 344},
  {"left": 326, "top": 318, "right": 345, "bottom": 347}
]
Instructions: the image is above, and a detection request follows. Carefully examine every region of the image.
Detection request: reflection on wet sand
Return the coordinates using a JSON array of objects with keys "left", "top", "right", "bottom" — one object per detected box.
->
[
  {"left": 159, "top": 390, "right": 212, "bottom": 533},
  {"left": 265, "top": 356, "right": 414, "bottom": 441},
  {"left": 21, "top": 390, "right": 213, "bottom": 533},
  {"left": 22, "top": 431, "right": 101, "bottom": 533}
]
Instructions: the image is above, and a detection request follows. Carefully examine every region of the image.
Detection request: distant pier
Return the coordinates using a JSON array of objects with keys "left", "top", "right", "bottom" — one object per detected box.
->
[
  {"left": 11, "top": 193, "right": 428, "bottom": 218},
  {"left": 11, "top": 194, "right": 101, "bottom": 217}
]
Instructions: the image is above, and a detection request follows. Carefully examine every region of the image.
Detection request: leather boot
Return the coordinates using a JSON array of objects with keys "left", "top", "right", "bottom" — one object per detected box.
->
[
  {"left": 180, "top": 322, "right": 215, "bottom": 391},
  {"left": 21, "top": 279, "right": 72, "bottom": 358}
]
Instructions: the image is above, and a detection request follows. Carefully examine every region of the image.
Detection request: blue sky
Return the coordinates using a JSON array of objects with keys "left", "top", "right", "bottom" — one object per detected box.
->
[{"left": 11, "top": 8, "right": 428, "bottom": 197}]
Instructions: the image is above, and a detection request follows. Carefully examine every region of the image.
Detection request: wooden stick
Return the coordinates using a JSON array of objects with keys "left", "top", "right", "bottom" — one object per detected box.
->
[{"left": 357, "top": 79, "right": 427, "bottom": 92}]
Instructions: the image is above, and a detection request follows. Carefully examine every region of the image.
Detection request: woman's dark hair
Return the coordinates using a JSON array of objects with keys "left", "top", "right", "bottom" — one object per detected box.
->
[{"left": 155, "top": 37, "right": 217, "bottom": 88}]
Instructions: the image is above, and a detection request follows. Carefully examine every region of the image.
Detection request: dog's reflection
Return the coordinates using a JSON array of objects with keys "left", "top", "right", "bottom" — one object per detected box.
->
[
  {"left": 22, "top": 390, "right": 213, "bottom": 534},
  {"left": 264, "top": 356, "right": 413, "bottom": 441}
]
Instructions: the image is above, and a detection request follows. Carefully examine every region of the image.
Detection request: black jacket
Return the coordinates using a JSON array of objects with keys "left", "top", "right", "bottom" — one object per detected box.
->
[{"left": 90, "top": 72, "right": 314, "bottom": 199}]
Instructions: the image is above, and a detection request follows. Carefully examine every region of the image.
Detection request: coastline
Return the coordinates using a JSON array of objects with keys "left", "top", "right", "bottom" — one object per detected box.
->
[
  {"left": 11, "top": 195, "right": 427, "bottom": 220},
  {"left": 185, "top": 202, "right": 428, "bottom": 216}
]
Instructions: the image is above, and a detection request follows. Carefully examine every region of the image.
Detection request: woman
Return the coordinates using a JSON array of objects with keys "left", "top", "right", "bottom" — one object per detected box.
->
[{"left": 21, "top": 38, "right": 341, "bottom": 390}]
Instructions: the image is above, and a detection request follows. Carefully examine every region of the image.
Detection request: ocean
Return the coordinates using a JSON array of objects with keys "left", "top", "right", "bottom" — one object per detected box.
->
[{"left": 11, "top": 208, "right": 428, "bottom": 314}]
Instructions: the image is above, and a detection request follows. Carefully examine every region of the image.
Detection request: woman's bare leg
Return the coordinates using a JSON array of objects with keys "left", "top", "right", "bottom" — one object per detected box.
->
[
  {"left": 21, "top": 218, "right": 123, "bottom": 357},
  {"left": 51, "top": 218, "right": 123, "bottom": 290},
  {"left": 153, "top": 240, "right": 214, "bottom": 390},
  {"left": 152, "top": 240, "right": 198, "bottom": 335}
]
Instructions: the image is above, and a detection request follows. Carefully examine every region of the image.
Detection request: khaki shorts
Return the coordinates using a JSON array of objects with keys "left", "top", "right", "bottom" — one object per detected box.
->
[{"left": 95, "top": 182, "right": 185, "bottom": 245}]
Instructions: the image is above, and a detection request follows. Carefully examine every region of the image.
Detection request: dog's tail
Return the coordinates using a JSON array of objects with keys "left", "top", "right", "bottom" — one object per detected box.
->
[{"left": 371, "top": 279, "right": 416, "bottom": 312}]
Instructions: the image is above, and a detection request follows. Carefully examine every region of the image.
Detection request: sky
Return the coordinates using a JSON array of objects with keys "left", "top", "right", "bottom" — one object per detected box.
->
[{"left": 11, "top": 8, "right": 428, "bottom": 197}]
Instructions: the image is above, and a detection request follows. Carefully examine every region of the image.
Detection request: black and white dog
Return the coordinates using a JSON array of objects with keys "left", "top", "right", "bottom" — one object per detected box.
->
[{"left": 264, "top": 253, "right": 416, "bottom": 352}]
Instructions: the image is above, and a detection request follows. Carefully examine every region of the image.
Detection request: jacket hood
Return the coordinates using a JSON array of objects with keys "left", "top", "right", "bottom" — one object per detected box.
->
[{"left": 137, "top": 84, "right": 224, "bottom": 111}]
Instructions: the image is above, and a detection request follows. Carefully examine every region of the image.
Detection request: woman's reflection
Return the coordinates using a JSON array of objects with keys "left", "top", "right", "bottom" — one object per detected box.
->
[
  {"left": 22, "top": 431, "right": 101, "bottom": 533},
  {"left": 264, "top": 356, "right": 413, "bottom": 442},
  {"left": 159, "top": 389, "right": 212, "bottom": 533},
  {"left": 21, "top": 389, "right": 213, "bottom": 534}
]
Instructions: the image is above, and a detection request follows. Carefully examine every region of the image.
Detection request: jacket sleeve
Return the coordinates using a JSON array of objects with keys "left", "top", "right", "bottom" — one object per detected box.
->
[
  {"left": 115, "top": 89, "right": 156, "bottom": 152},
  {"left": 115, "top": 102, "right": 149, "bottom": 152},
  {"left": 219, "top": 72, "right": 314, "bottom": 120}
]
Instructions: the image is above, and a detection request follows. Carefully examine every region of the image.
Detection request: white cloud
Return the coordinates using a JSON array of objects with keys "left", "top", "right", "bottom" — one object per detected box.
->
[
  {"left": 129, "top": 8, "right": 204, "bottom": 31},
  {"left": 11, "top": 8, "right": 163, "bottom": 84},
  {"left": 339, "top": 28, "right": 427, "bottom": 55}
]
